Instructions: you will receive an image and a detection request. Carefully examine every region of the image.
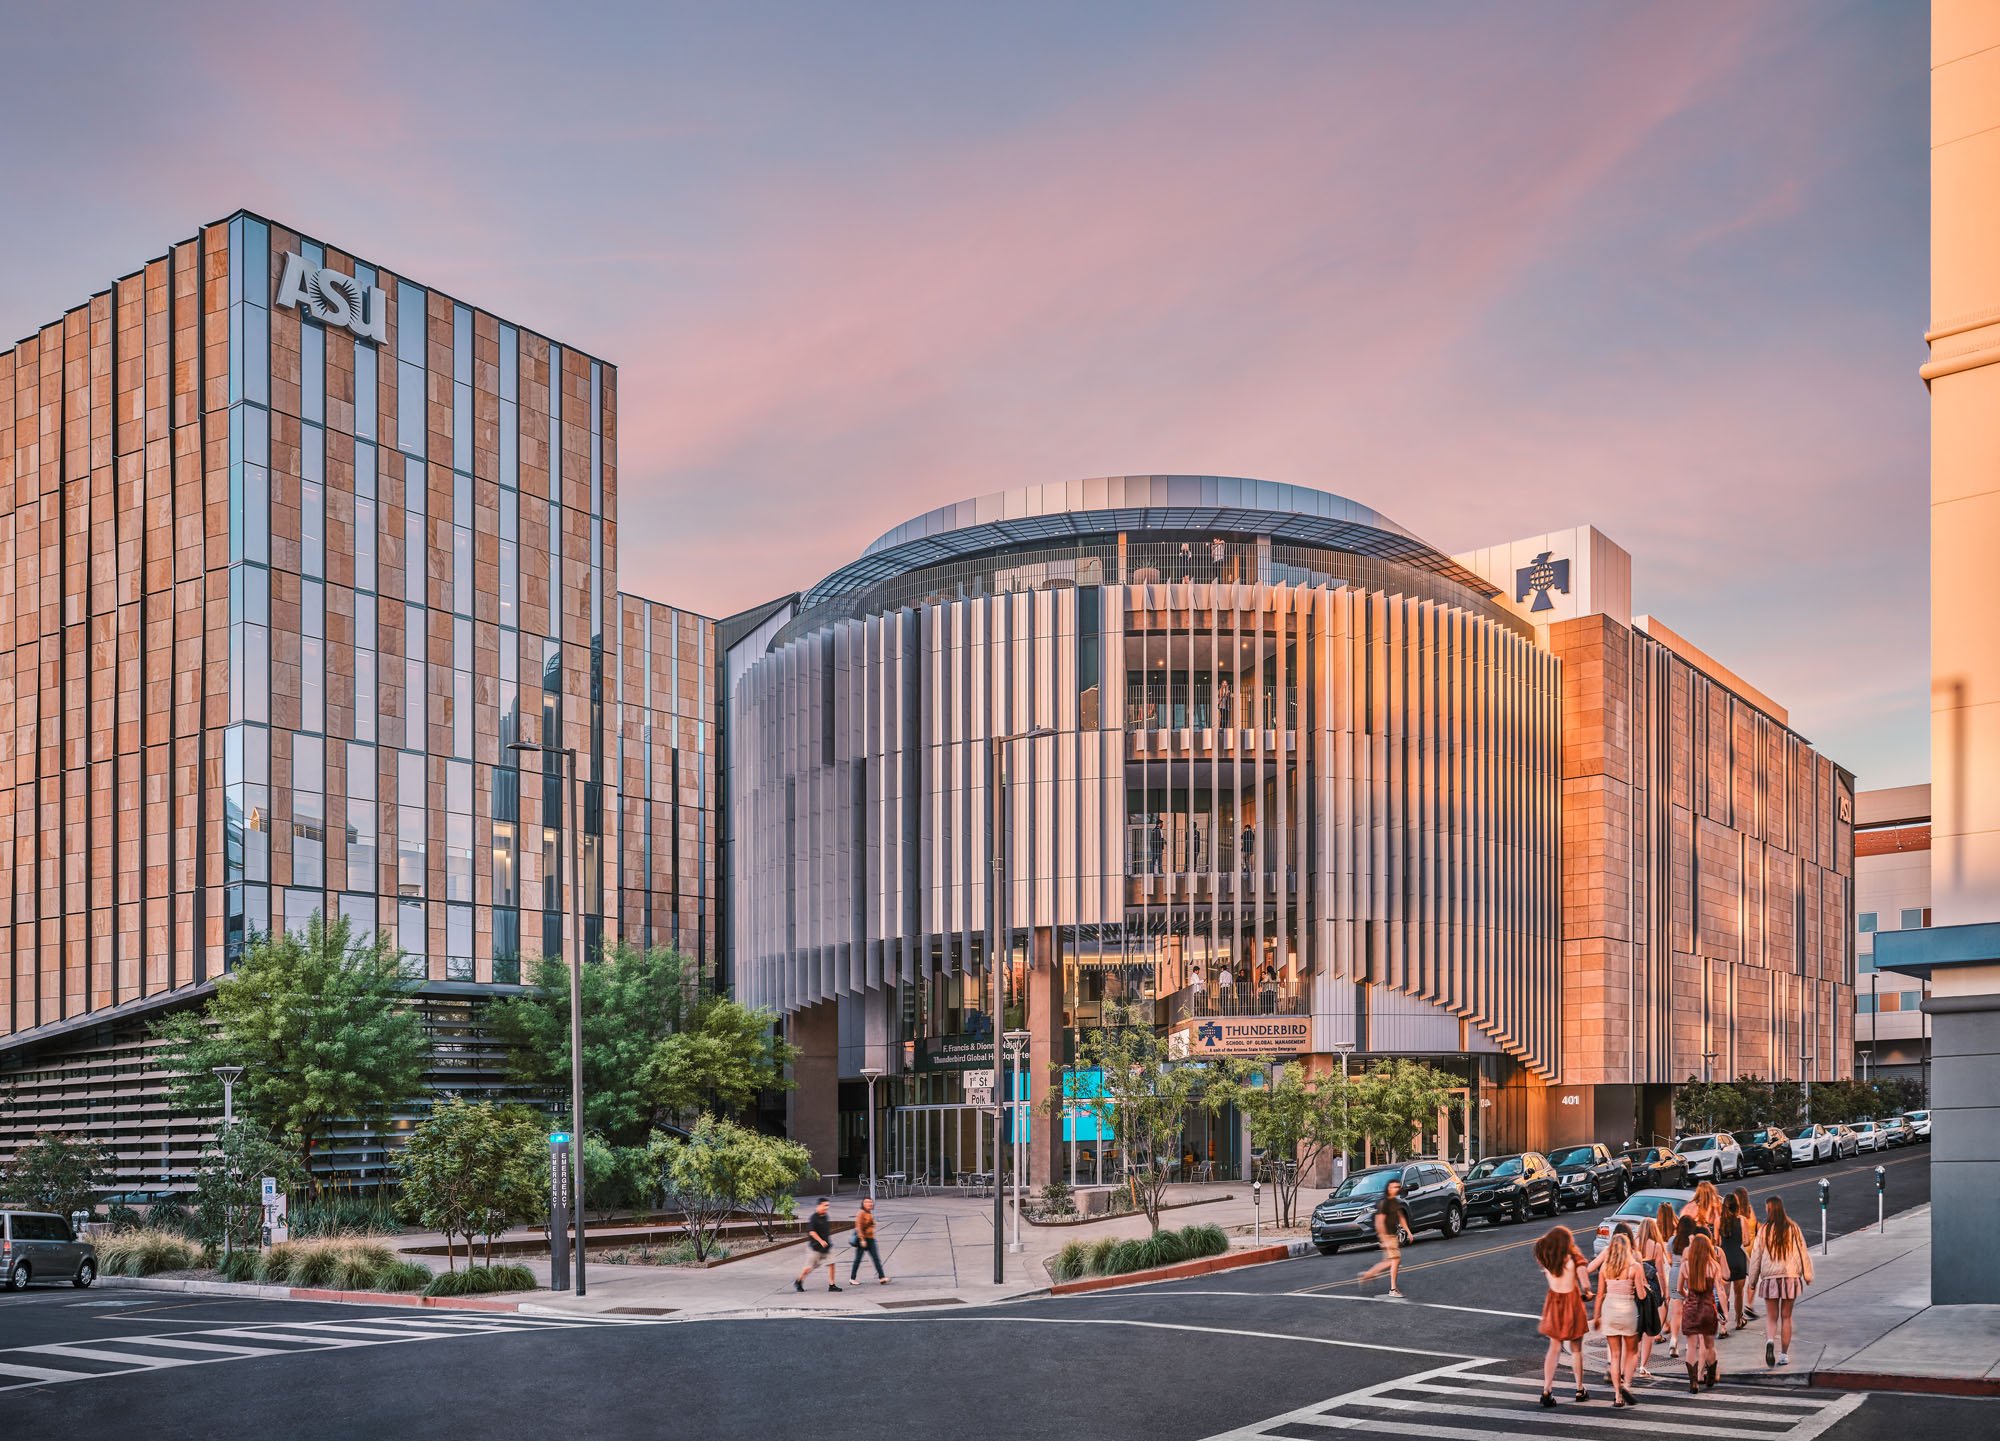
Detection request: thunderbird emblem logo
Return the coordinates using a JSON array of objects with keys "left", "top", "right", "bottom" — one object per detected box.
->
[
  {"left": 1196, "top": 1021, "right": 1223, "bottom": 1047},
  {"left": 1515, "top": 552, "right": 1571, "bottom": 613}
]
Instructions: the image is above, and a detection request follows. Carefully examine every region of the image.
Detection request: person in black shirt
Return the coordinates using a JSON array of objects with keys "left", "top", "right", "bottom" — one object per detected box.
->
[
  {"left": 795, "top": 1197, "right": 840, "bottom": 1293},
  {"left": 1357, "top": 1178, "right": 1413, "bottom": 1298}
]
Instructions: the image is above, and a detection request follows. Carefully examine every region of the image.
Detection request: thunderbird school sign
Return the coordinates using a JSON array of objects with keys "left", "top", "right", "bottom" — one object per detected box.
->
[
  {"left": 1169, "top": 1014, "right": 1310, "bottom": 1058},
  {"left": 1514, "top": 551, "right": 1571, "bottom": 614}
]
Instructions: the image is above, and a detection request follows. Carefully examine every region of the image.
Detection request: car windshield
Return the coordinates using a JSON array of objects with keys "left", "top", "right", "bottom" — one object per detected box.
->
[
  {"left": 1680, "top": 1137, "right": 1714, "bottom": 1151},
  {"left": 1853, "top": 1122, "right": 1874, "bottom": 1131},
  {"left": 1550, "top": 1147, "right": 1595, "bottom": 1167},
  {"left": 1633, "top": 1149, "right": 1663, "bottom": 1162},
  {"left": 1614, "top": 1194, "right": 1662, "bottom": 1216},
  {"left": 1750, "top": 1130, "right": 1777, "bottom": 1143},
  {"left": 1332, "top": 1170, "right": 1395, "bottom": 1199},
  {"left": 1908, "top": 1112, "right": 1928, "bottom": 1121},
  {"left": 1468, "top": 1157, "right": 1523, "bottom": 1179}
]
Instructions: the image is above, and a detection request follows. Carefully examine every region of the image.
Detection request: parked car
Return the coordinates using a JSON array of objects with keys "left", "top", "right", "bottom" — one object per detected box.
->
[
  {"left": 1309, "top": 1161, "right": 1465, "bottom": 1254},
  {"left": 1740, "top": 1127, "right": 1795, "bottom": 1175},
  {"left": 2, "top": 1211, "right": 97, "bottom": 1290},
  {"left": 1674, "top": 1132, "right": 1744, "bottom": 1180},
  {"left": 1788, "top": 1124, "right": 1838, "bottom": 1164},
  {"left": 1876, "top": 1116, "right": 1911, "bottom": 1148},
  {"left": 1847, "top": 1120, "right": 1883, "bottom": 1152},
  {"left": 1903, "top": 1109, "right": 1932, "bottom": 1141},
  {"left": 1618, "top": 1145, "right": 1691, "bottom": 1189},
  {"left": 1590, "top": 1187, "right": 1695, "bottom": 1255},
  {"left": 1461, "top": 1152, "right": 1561, "bottom": 1226},
  {"left": 1829, "top": 1124, "right": 1861, "bottom": 1158},
  {"left": 1548, "top": 1143, "right": 1628, "bottom": 1210}
]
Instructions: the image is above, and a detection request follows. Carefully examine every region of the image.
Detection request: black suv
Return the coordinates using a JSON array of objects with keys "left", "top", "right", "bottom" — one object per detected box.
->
[
  {"left": 1739, "top": 1127, "right": 1795, "bottom": 1175},
  {"left": 1309, "top": 1161, "right": 1466, "bottom": 1255},
  {"left": 1618, "top": 1145, "right": 1691, "bottom": 1190},
  {"left": 1548, "top": 1143, "right": 1628, "bottom": 1210},
  {"left": 1462, "top": 1152, "right": 1560, "bottom": 1226}
]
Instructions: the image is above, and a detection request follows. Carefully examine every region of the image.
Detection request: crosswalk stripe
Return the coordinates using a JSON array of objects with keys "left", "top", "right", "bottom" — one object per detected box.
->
[
  {"left": 0, "top": 1359, "right": 87, "bottom": 1384},
  {"left": 1404, "top": 1381, "right": 1811, "bottom": 1422},
  {"left": 1325, "top": 1394, "right": 1800, "bottom": 1439},
  {"left": 1448, "top": 1374, "right": 1828, "bottom": 1407},
  {"left": 103, "top": 1337, "right": 295, "bottom": 1357},
  {"left": 203, "top": 1328, "right": 379, "bottom": 1347},
  {"left": 23, "top": 1344, "right": 199, "bottom": 1370}
]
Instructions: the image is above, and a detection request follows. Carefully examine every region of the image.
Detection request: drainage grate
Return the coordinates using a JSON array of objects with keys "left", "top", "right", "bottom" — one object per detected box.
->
[
  {"left": 877, "top": 1297, "right": 965, "bottom": 1309},
  {"left": 604, "top": 1306, "right": 678, "bottom": 1316}
]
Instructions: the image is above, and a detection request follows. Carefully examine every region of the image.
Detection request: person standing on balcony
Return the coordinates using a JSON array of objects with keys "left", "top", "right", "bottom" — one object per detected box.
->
[
  {"left": 1215, "top": 964, "right": 1234, "bottom": 1012},
  {"left": 1240, "top": 821, "right": 1255, "bottom": 876},
  {"left": 1149, "top": 818, "right": 1166, "bottom": 876},
  {"left": 1189, "top": 964, "right": 1207, "bottom": 1016}
]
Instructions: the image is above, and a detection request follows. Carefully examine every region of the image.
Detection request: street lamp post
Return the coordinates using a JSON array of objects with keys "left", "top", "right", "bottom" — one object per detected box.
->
[
  {"left": 859, "top": 1067, "right": 884, "bottom": 1201},
  {"left": 1003, "top": 1030, "right": 1031, "bottom": 1253},
  {"left": 1336, "top": 1048, "right": 1352, "bottom": 1184},
  {"left": 212, "top": 1065, "right": 244, "bottom": 1269},
  {"left": 987, "top": 725, "right": 1052, "bottom": 1284},
  {"left": 1702, "top": 1051, "right": 1720, "bottom": 1132},
  {"left": 510, "top": 732, "right": 588, "bottom": 1297}
]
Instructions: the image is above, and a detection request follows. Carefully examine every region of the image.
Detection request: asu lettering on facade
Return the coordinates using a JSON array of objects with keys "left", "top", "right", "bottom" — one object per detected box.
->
[{"left": 273, "top": 250, "right": 387, "bottom": 345}]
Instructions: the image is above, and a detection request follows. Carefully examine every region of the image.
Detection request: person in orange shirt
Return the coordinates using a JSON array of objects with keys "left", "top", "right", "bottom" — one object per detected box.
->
[{"left": 850, "top": 1197, "right": 889, "bottom": 1286}]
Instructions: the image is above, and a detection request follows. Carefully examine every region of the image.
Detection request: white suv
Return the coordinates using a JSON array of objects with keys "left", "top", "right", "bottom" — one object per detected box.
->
[
  {"left": 1848, "top": 1120, "right": 1882, "bottom": 1152},
  {"left": 1674, "top": 1132, "right": 1743, "bottom": 1180},
  {"left": 1903, "top": 1110, "right": 1931, "bottom": 1141},
  {"left": 1788, "top": 1124, "right": 1837, "bottom": 1164}
]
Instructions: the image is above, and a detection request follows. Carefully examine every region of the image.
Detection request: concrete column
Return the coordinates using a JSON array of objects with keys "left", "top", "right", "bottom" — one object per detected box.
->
[
  {"left": 787, "top": 999, "right": 840, "bottom": 1193},
  {"left": 1026, "top": 928, "right": 1063, "bottom": 1187},
  {"left": 1926, "top": 987, "right": 2000, "bottom": 1304}
]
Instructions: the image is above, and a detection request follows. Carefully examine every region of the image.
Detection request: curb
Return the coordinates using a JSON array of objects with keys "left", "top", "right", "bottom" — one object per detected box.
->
[
  {"left": 1808, "top": 1371, "right": 2000, "bottom": 1399},
  {"left": 1049, "top": 1241, "right": 1304, "bottom": 1296},
  {"left": 101, "top": 1274, "right": 527, "bottom": 1313}
]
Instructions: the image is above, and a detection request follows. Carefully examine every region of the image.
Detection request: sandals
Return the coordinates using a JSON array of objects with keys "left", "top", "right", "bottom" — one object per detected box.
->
[
  {"left": 1540, "top": 1392, "right": 1557, "bottom": 1409},
  {"left": 1574, "top": 1389, "right": 1591, "bottom": 1403}
]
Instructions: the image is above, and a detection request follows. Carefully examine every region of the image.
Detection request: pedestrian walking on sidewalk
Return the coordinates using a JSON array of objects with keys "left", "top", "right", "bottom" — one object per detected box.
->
[
  {"left": 1631, "top": 1220, "right": 1667, "bottom": 1380},
  {"left": 1535, "top": 1225, "right": 1592, "bottom": 1408},
  {"left": 1687, "top": 1180, "right": 1727, "bottom": 1337},
  {"left": 1746, "top": 1196, "right": 1814, "bottom": 1369},
  {"left": 849, "top": 1197, "right": 889, "bottom": 1285},
  {"left": 1730, "top": 1186, "right": 1760, "bottom": 1324},
  {"left": 1356, "top": 1177, "right": 1412, "bottom": 1297},
  {"left": 795, "top": 1197, "right": 841, "bottom": 1293},
  {"left": 1655, "top": 1201, "right": 1683, "bottom": 1360},
  {"left": 1720, "top": 1191, "right": 1754, "bottom": 1329},
  {"left": 1679, "top": 1233, "right": 1724, "bottom": 1391},
  {"left": 1592, "top": 1230, "right": 1648, "bottom": 1408}
]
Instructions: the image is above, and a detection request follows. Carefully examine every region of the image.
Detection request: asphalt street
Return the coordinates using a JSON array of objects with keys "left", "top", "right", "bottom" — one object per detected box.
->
[{"left": 0, "top": 1147, "right": 1985, "bottom": 1441}]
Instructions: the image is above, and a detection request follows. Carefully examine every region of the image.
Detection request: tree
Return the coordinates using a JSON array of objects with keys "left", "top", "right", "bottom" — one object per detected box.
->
[
  {"left": 653, "top": 1116, "right": 817, "bottom": 1260},
  {"left": 396, "top": 1098, "right": 547, "bottom": 1269},
  {"left": 1220, "top": 1061, "right": 1355, "bottom": 1227},
  {"left": 152, "top": 913, "right": 427, "bottom": 1188},
  {"left": 1, "top": 1132, "right": 113, "bottom": 1217},
  {"left": 191, "top": 1120, "right": 301, "bottom": 1248},
  {"left": 1054, "top": 1004, "right": 1231, "bottom": 1234},
  {"left": 1349, "top": 1060, "right": 1457, "bottom": 1163},
  {"left": 581, "top": 1136, "right": 658, "bottom": 1224},
  {"left": 1674, "top": 1078, "right": 1751, "bottom": 1135},
  {"left": 640, "top": 997, "right": 798, "bottom": 1127},
  {"left": 489, "top": 943, "right": 694, "bottom": 1145}
]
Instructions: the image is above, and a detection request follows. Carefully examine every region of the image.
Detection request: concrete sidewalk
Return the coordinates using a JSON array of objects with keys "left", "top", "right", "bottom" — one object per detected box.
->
[
  {"left": 482, "top": 1183, "right": 1262, "bottom": 1319},
  {"left": 1724, "top": 1205, "right": 2000, "bottom": 1394}
]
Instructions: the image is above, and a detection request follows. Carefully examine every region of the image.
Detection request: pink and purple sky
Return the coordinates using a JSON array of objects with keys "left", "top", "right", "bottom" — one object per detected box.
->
[{"left": 1, "top": 1, "right": 1927, "bottom": 785}]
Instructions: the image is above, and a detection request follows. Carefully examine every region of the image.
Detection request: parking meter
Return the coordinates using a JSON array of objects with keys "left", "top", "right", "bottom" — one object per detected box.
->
[
  {"left": 1874, "top": 1164, "right": 1886, "bottom": 1234},
  {"left": 1817, "top": 1176, "right": 1830, "bottom": 1255},
  {"left": 1253, "top": 1178, "right": 1262, "bottom": 1243}
]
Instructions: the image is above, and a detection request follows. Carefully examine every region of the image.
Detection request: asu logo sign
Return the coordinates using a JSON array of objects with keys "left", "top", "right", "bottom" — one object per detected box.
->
[
  {"left": 1514, "top": 551, "right": 1571, "bottom": 614},
  {"left": 274, "top": 252, "right": 387, "bottom": 346}
]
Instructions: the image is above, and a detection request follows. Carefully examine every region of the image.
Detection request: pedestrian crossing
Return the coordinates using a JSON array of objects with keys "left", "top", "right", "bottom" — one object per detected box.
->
[
  {"left": 0, "top": 1310, "right": 654, "bottom": 1392},
  {"left": 1203, "top": 1359, "right": 1867, "bottom": 1441}
]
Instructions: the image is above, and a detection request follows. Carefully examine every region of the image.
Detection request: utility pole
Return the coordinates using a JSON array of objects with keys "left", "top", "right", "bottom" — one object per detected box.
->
[{"left": 212, "top": 1066, "right": 244, "bottom": 1270}]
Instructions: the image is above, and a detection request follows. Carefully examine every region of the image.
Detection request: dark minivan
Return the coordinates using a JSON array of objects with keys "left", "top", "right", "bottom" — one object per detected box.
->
[
  {"left": 1310, "top": 1161, "right": 1466, "bottom": 1254},
  {"left": 3, "top": 1211, "right": 97, "bottom": 1290}
]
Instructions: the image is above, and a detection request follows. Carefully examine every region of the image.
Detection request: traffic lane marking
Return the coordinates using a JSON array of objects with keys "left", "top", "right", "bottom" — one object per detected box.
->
[
  {"left": 1199, "top": 1360, "right": 1483, "bottom": 1441},
  {"left": 1098, "top": 1288, "right": 1541, "bottom": 1321}
]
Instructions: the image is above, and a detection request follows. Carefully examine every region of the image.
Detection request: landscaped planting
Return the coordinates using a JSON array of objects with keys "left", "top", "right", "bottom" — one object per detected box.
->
[{"left": 1050, "top": 1222, "right": 1231, "bottom": 1282}]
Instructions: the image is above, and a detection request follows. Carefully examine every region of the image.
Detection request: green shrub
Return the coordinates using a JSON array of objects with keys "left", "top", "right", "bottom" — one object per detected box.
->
[
  {"left": 1085, "top": 1237, "right": 1120, "bottom": 1274},
  {"left": 144, "top": 1198, "right": 196, "bottom": 1237},
  {"left": 1051, "top": 1241, "right": 1090, "bottom": 1282},
  {"left": 1181, "top": 1223, "right": 1228, "bottom": 1259},
  {"left": 219, "top": 1249, "right": 262, "bottom": 1283},
  {"left": 104, "top": 1202, "right": 142, "bottom": 1234},
  {"left": 98, "top": 1228, "right": 202, "bottom": 1277},
  {"left": 424, "top": 1263, "right": 537, "bottom": 1298},
  {"left": 1106, "top": 1238, "right": 1150, "bottom": 1274},
  {"left": 291, "top": 1245, "right": 340, "bottom": 1289},
  {"left": 1057, "top": 1223, "right": 1232, "bottom": 1280},
  {"left": 258, "top": 1242, "right": 300, "bottom": 1285},
  {"left": 256, "top": 1237, "right": 408, "bottom": 1291},
  {"left": 289, "top": 1194, "right": 402, "bottom": 1239},
  {"left": 375, "top": 1260, "right": 434, "bottom": 1293}
]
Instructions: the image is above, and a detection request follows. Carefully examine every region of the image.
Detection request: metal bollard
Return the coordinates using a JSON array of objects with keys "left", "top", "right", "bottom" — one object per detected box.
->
[
  {"left": 1875, "top": 1165, "right": 1886, "bottom": 1235},
  {"left": 1818, "top": 1177, "right": 1830, "bottom": 1255}
]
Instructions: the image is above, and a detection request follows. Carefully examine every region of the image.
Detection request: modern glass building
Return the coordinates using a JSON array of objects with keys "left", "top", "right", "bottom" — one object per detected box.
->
[
  {"left": 0, "top": 213, "right": 717, "bottom": 1184},
  {"left": 729, "top": 482, "right": 1858, "bottom": 1183}
]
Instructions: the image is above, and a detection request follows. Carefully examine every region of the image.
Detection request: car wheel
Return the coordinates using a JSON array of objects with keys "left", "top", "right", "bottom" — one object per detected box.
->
[
  {"left": 1316, "top": 1244, "right": 1341, "bottom": 1256},
  {"left": 1440, "top": 1204, "right": 1464, "bottom": 1240},
  {"left": 1512, "top": 1197, "right": 1528, "bottom": 1225},
  {"left": 6, "top": 1263, "right": 28, "bottom": 1292},
  {"left": 72, "top": 1260, "right": 94, "bottom": 1289},
  {"left": 1586, "top": 1181, "right": 1600, "bottom": 1208},
  {"left": 1541, "top": 1190, "right": 1560, "bottom": 1219}
]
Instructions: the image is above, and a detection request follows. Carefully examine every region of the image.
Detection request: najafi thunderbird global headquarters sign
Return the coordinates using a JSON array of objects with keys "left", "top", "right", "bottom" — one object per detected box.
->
[{"left": 1169, "top": 1015, "right": 1310, "bottom": 1058}]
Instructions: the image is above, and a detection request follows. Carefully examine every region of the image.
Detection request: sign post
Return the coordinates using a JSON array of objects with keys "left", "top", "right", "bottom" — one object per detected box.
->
[
  {"left": 258, "top": 1175, "right": 288, "bottom": 1248},
  {"left": 548, "top": 1132, "right": 573, "bottom": 1292},
  {"left": 963, "top": 1069, "right": 996, "bottom": 1108}
]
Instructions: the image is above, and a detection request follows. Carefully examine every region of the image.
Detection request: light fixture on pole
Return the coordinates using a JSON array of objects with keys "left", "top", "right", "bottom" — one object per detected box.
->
[
  {"left": 1003, "top": 1030, "right": 1031, "bottom": 1254},
  {"left": 859, "top": 1066, "right": 884, "bottom": 1202},
  {"left": 212, "top": 1066, "right": 244, "bottom": 1269},
  {"left": 1331, "top": 1042, "right": 1355, "bottom": 1180},
  {"left": 986, "top": 724, "right": 1052, "bottom": 1284},
  {"left": 510, "top": 731, "right": 589, "bottom": 1297}
]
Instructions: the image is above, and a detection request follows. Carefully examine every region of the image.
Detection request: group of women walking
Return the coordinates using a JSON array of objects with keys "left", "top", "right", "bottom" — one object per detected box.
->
[{"left": 1534, "top": 1180, "right": 1816, "bottom": 1407}]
